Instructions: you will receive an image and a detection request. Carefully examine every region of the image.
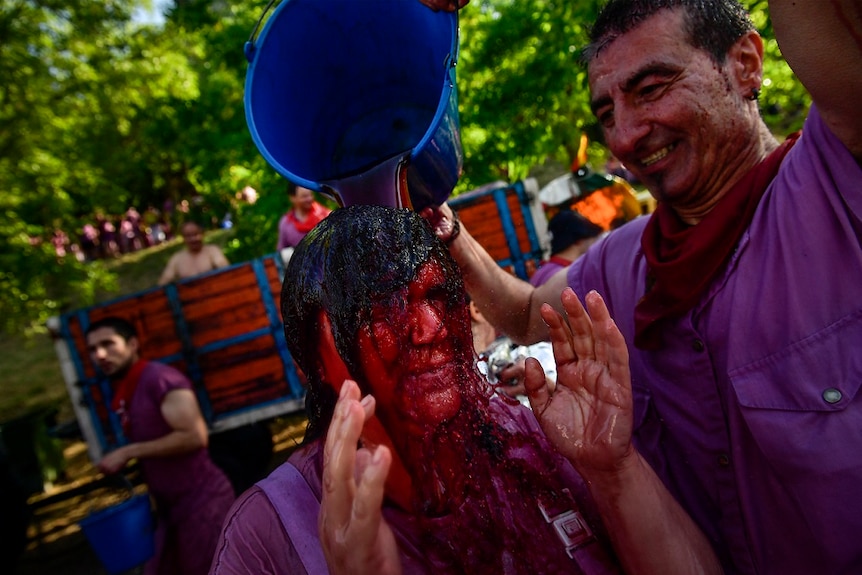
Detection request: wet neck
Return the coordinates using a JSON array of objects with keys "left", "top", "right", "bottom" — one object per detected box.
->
[{"left": 673, "top": 128, "right": 779, "bottom": 225}]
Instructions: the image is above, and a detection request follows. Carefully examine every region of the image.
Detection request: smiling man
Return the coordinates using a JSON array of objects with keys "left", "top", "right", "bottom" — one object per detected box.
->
[{"left": 424, "top": 1, "right": 862, "bottom": 574}]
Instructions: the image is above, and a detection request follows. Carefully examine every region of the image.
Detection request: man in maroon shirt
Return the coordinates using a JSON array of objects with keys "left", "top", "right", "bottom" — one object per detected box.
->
[{"left": 86, "top": 317, "right": 234, "bottom": 575}]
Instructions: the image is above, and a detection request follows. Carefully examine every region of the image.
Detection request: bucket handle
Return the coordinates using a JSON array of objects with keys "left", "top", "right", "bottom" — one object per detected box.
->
[
  {"left": 84, "top": 473, "right": 139, "bottom": 516},
  {"left": 243, "top": 0, "right": 461, "bottom": 64},
  {"left": 244, "top": 0, "right": 280, "bottom": 63}
]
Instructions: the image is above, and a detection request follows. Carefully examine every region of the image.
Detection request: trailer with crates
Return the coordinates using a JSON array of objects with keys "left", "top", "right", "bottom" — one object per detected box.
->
[
  {"left": 48, "top": 252, "right": 305, "bottom": 464},
  {"left": 449, "top": 178, "right": 549, "bottom": 281},
  {"left": 50, "top": 179, "right": 550, "bottom": 465}
]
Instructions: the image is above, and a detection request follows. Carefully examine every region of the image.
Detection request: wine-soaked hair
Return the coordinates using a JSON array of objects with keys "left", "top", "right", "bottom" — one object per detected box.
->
[
  {"left": 281, "top": 204, "right": 465, "bottom": 442},
  {"left": 583, "top": 0, "right": 754, "bottom": 65}
]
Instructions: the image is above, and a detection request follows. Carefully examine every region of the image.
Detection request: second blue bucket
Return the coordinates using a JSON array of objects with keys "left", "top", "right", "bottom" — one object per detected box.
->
[
  {"left": 244, "top": 0, "right": 463, "bottom": 212},
  {"left": 79, "top": 493, "right": 155, "bottom": 575}
]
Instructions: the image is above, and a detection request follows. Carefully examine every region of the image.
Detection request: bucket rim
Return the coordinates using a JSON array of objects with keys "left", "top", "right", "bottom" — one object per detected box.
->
[
  {"left": 78, "top": 492, "right": 151, "bottom": 527},
  {"left": 243, "top": 0, "right": 460, "bottom": 192}
]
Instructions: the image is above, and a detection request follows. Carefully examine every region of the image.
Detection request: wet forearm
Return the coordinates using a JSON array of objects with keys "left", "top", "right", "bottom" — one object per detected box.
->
[
  {"left": 123, "top": 428, "right": 207, "bottom": 461},
  {"left": 583, "top": 452, "right": 723, "bottom": 575},
  {"left": 447, "top": 225, "right": 548, "bottom": 344}
]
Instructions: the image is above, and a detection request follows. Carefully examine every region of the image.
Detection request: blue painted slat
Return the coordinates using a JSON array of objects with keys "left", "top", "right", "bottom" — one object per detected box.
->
[
  {"left": 251, "top": 256, "right": 305, "bottom": 401},
  {"left": 163, "top": 282, "right": 213, "bottom": 423},
  {"left": 492, "top": 185, "right": 528, "bottom": 279}
]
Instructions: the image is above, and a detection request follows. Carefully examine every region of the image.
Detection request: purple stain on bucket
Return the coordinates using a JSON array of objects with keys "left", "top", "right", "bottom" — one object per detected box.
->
[{"left": 245, "top": 0, "right": 463, "bottom": 211}]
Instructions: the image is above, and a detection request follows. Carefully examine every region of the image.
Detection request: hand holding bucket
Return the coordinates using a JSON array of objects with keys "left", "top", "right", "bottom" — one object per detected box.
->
[{"left": 244, "top": 0, "right": 463, "bottom": 212}]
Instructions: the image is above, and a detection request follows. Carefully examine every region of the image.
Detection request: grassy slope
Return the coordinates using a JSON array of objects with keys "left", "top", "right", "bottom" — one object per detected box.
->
[{"left": 0, "top": 230, "right": 234, "bottom": 424}]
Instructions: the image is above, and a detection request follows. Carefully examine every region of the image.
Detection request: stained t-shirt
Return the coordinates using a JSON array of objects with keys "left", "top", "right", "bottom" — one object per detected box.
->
[{"left": 209, "top": 399, "right": 621, "bottom": 575}]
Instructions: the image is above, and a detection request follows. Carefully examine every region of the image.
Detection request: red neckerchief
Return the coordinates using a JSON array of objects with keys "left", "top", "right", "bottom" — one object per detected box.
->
[
  {"left": 111, "top": 359, "right": 149, "bottom": 434},
  {"left": 549, "top": 255, "right": 573, "bottom": 267},
  {"left": 634, "top": 133, "right": 800, "bottom": 350},
  {"left": 286, "top": 202, "right": 329, "bottom": 234}
]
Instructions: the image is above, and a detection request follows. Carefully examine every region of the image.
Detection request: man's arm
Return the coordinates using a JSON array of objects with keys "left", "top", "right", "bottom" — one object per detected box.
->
[
  {"left": 157, "top": 254, "right": 178, "bottom": 286},
  {"left": 208, "top": 245, "right": 230, "bottom": 269},
  {"left": 524, "top": 289, "right": 722, "bottom": 575},
  {"left": 770, "top": 0, "right": 862, "bottom": 159},
  {"left": 98, "top": 388, "right": 209, "bottom": 474},
  {"left": 419, "top": 0, "right": 468, "bottom": 11},
  {"left": 426, "top": 204, "right": 569, "bottom": 345}
]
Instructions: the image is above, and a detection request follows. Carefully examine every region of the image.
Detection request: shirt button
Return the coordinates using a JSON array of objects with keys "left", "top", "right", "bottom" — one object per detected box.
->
[
  {"left": 822, "top": 388, "right": 843, "bottom": 404},
  {"left": 717, "top": 454, "right": 730, "bottom": 467},
  {"left": 691, "top": 339, "right": 705, "bottom": 352}
]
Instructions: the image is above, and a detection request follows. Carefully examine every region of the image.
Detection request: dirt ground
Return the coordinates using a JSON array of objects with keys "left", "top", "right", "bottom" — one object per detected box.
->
[{"left": 17, "top": 416, "right": 307, "bottom": 575}]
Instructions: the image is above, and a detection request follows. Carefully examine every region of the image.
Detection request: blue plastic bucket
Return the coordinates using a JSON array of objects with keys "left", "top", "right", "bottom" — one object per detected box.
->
[
  {"left": 244, "top": 0, "right": 463, "bottom": 212},
  {"left": 79, "top": 494, "right": 155, "bottom": 575}
]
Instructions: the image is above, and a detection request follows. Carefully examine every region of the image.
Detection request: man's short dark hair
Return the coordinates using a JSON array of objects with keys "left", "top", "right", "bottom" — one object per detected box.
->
[
  {"left": 85, "top": 316, "right": 138, "bottom": 341},
  {"left": 281, "top": 204, "right": 465, "bottom": 440},
  {"left": 583, "top": 0, "right": 755, "bottom": 64}
]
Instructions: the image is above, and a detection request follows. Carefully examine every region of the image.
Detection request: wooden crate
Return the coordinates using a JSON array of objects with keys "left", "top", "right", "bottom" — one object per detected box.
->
[
  {"left": 449, "top": 179, "right": 548, "bottom": 280},
  {"left": 50, "top": 254, "right": 305, "bottom": 462}
]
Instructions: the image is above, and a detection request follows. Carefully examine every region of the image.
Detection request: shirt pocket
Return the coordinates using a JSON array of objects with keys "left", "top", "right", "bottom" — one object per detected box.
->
[{"left": 729, "top": 312, "right": 862, "bottom": 477}]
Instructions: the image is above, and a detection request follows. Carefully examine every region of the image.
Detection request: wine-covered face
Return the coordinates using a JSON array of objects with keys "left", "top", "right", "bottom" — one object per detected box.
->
[
  {"left": 354, "top": 259, "right": 475, "bottom": 435},
  {"left": 281, "top": 204, "right": 473, "bottom": 442}
]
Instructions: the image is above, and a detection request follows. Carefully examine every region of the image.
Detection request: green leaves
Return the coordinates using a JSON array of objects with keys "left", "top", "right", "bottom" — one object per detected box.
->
[
  {"left": 453, "top": 0, "right": 808, "bottom": 191},
  {"left": 0, "top": 0, "right": 810, "bottom": 335}
]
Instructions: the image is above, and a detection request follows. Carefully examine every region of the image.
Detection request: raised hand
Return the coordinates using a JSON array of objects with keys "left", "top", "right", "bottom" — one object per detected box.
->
[
  {"left": 319, "top": 380, "right": 403, "bottom": 575},
  {"left": 418, "top": 0, "right": 469, "bottom": 11},
  {"left": 524, "top": 288, "right": 634, "bottom": 476},
  {"left": 419, "top": 203, "right": 460, "bottom": 245}
]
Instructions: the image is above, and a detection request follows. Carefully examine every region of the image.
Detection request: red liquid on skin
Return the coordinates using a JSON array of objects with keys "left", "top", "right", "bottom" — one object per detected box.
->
[{"left": 384, "top": 354, "right": 615, "bottom": 574}]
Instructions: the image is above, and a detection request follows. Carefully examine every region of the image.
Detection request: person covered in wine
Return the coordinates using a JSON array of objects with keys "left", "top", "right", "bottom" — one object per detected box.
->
[{"left": 210, "top": 205, "right": 719, "bottom": 575}]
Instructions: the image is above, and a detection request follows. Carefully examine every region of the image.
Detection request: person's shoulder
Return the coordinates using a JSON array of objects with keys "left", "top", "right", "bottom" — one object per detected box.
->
[
  {"left": 568, "top": 216, "right": 649, "bottom": 306},
  {"left": 575, "top": 216, "right": 648, "bottom": 271},
  {"left": 284, "top": 442, "right": 324, "bottom": 498},
  {"left": 140, "top": 361, "right": 193, "bottom": 394},
  {"left": 223, "top": 485, "right": 277, "bottom": 522},
  {"left": 489, "top": 394, "right": 539, "bottom": 431},
  {"left": 144, "top": 360, "right": 187, "bottom": 379},
  {"left": 209, "top": 485, "right": 295, "bottom": 575},
  {"left": 164, "top": 248, "right": 184, "bottom": 265}
]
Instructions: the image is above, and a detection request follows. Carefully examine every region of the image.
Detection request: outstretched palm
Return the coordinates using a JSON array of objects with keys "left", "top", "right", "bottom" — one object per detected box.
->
[{"left": 525, "top": 288, "right": 634, "bottom": 476}]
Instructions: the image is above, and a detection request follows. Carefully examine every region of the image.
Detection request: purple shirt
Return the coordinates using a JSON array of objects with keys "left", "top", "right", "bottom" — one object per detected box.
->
[
  {"left": 209, "top": 399, "right": 621, "bottom": 575},
  {"left": 129, "top": 362, "right": 235, "bottom": 575},
  {"left": 276, "top": 214, "right": 308, "bottom": 250},
  {"left": 529, "top": 260, "right": 566, "bottom": 287},
  {"left": 568, "top": 105, "right": 862, "bottom": 574}
]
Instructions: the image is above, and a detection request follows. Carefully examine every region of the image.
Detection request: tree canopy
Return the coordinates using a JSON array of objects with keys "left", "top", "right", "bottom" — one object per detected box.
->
[{"left": 0, "top": 0, "right": 809, "bottom": 334}]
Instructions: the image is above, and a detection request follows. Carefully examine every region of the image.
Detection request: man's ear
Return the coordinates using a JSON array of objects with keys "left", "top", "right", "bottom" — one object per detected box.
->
[
  {"left": 315, "top": 311, "right": 354, "bottom": 396},
  {"left": 729, "top": 30, "right": 764, "bottom": 97},
  {"left": 128, "top": 335, "right": 141, "bottom": 358},
  {"left": 468, "top": 300, "right": 484, "bottom": 323}
]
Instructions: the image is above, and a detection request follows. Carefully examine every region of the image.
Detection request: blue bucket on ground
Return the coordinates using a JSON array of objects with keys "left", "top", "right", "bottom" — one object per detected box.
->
[
  {"left": 79, "top": 493, "right": 155, "bottom": 575},
  {"left": 244, "top": 0, "right": 463, "bottom": 212}
]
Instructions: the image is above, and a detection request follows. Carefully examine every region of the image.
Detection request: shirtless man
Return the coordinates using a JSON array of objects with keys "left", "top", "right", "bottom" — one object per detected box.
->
[{"left": 157, "top": 222, "right": 229, "bottom": 285}]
